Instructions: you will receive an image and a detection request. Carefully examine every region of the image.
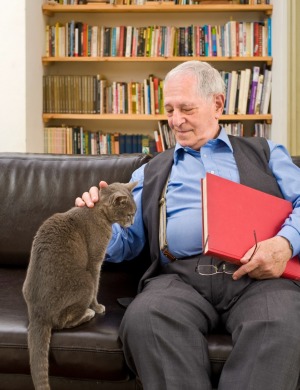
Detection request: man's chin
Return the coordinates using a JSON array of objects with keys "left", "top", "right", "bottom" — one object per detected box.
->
[
  {"left": 176, "top": 136, "right": 194, "bottom": 148},
  {"left": 175, "top": 133, "right": 191, "bottom": 143}
]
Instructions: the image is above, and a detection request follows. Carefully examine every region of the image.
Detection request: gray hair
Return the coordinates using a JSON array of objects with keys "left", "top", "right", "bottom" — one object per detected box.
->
[{"left": 164, "top": 61, "right": 226, "bottom": 100}]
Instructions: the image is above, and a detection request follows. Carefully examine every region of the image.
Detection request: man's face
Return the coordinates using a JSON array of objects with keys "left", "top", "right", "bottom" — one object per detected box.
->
[{"left": 164, "top": 74, "right": 224, "bottom": 151}]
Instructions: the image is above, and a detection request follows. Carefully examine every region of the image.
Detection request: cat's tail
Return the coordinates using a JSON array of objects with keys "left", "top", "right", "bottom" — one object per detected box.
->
[{"left": 27, "top": 320, "right": 52, "bottom": 390}]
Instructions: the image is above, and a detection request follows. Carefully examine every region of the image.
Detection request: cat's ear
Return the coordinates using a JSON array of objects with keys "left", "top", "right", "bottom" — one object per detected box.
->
[
  {"left": 126, "top": 181, "right": 138, "bottom": 192},
  {"left": 112, "top": 194, "right": 128, "bottom": 207}
]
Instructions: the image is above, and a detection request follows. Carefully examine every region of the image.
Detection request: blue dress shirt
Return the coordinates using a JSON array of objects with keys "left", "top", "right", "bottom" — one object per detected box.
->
[{"left": 105, "top": 128, "right": 300, "bottom": 264}]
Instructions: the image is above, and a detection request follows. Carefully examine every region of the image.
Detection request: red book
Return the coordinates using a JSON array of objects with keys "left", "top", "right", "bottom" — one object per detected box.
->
[
  {"left": 201, "top": 173, "right": 300, "bottom": 280},
  {"left": 118, "top": 26, "right": 125, "bottom": 57},
  {"left": 253, "top": 21, "right": 259, "bottom": 56},
  {"left": 154, "top": 130, "right": 163, "bottom": 153},
  {"left": 82, "top": 23, "right": 87, "bottom": 56}
]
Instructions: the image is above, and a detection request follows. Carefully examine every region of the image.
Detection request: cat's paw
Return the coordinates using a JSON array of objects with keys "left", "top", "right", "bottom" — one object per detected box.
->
[
  {"left": 91, "top": 303, "right": 106, "bottom": 314},
  {"left": 85, "top": 308, "right": 96, "bottom": 321},
  {"left": 63, "top": 308, "right": 95, "bottom": 328}
]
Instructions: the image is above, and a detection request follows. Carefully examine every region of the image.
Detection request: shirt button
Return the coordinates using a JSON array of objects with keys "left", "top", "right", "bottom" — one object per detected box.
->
[
  {"left": 211, "top": 170, "right": 215, "bottom": 174},
  {"left": 203, "top": 154, "right": 207, "bottom": 158}
]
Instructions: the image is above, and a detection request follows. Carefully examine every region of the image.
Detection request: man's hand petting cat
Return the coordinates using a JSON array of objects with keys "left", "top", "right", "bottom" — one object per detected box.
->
[{"left": 75, "top": 181, "right": 108, "bottom": 208}]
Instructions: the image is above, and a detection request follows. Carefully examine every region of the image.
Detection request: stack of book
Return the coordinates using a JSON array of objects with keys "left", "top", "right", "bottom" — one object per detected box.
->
[
  {"left": 45, "top": 19, "right": 272, "bottom": 59},
  {"left": 44, "top": 126, "right": 157, "bottom": 155},
  {"left": 156, "top": 120, "right": 176, "bottom": 151},
  {"left": 43, "top": 74, "right": 164, "bottom": 115},
  {"left": 222, "top": 66, "right": 272, "bottom": 115}
]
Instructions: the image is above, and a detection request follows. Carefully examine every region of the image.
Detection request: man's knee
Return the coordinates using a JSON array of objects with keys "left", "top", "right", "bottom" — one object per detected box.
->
[{"left": 120, "top": 292, "right": 158, "bottom": 343}]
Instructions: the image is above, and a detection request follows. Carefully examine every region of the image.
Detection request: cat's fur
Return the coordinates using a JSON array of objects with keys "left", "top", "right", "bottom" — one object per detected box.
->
[{"left": 22, "top": 181, "right": 137, "bottom": 390}]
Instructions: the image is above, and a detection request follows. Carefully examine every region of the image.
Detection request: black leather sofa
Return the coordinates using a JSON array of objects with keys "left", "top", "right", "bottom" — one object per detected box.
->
[{"left": 1, "top": 152, "right": 298, "bottom": 390}]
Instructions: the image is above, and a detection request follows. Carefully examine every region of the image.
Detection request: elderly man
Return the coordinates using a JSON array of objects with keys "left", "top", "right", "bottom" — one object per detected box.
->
[{"left": 76, "top": 61, "right": 300, "bottom": 390}]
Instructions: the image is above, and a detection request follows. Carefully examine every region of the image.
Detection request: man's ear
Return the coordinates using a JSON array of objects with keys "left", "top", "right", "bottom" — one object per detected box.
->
[{"left": 214, "top": 94, "right": 225, "bottom": 119}]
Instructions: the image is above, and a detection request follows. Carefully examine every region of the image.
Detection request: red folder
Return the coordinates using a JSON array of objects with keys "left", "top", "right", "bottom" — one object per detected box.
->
[{"left": 201, "top": 173, "right": 300, "bottom": 280}]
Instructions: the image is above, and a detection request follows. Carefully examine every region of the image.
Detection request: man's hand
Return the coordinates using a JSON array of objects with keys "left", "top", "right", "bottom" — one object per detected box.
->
[
  {"left": 75, "top": 181, "right": 108, "bottom": 208},
  {"left": 232, "top": 236, "right": 293, "bottom": 280}
]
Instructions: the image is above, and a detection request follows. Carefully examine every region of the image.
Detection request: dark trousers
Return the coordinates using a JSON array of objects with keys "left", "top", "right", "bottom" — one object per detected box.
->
[{"left": 119, "top": 257, "right": 300, "bottom": 390}]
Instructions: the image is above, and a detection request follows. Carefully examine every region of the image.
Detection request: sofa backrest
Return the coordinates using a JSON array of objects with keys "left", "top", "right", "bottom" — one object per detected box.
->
[
  {"left": 0, "top": 153, "right": 152, "bottom": 268},
  {"left": 1, "top": 152, "right": 300, "bottom": 268}
]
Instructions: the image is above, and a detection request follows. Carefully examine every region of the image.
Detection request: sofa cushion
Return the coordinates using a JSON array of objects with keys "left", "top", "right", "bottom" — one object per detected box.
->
[{"left": 0, "top": 249, "right": 148, "bottom": 384}]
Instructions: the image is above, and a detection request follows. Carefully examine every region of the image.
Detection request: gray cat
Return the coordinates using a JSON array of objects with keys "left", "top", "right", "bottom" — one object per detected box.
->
[{"left": 22, "top": 181, "right": 137, "bottom": 390}]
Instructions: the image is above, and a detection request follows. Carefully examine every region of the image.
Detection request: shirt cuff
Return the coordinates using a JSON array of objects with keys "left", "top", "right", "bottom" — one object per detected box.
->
[{"left": 277, "top": 225, "right": 300, "bottom": 257}]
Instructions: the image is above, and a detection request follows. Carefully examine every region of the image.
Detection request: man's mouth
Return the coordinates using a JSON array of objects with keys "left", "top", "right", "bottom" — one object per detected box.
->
[{"left": 175, "top": 129, "right": 191, "bottom": 134}]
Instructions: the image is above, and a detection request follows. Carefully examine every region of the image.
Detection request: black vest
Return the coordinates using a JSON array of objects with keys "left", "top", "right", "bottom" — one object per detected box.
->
[{"left": 139, "top": 136, "right": 283, "bottom": 290}]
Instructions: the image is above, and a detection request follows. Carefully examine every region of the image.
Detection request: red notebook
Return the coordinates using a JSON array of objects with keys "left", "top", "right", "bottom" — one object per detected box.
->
[{"left": 201, "top": 173, "right": 300, "bottom": 280}]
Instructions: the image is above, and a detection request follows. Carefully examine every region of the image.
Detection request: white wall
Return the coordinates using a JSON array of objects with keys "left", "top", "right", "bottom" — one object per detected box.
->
[
  {"left": 271, "top": 0, "right": 289, "bottom": 147},
  {"left": 0, "top": 0, "right": 43, "bottom": 153},
  {"left": 0, "top": 1, "right": 26, "bottom": 152}
]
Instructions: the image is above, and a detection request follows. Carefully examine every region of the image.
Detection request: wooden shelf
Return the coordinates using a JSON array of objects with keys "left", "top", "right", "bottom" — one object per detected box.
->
[
  {"left": 43, "top": 113, "right": 167, "bottom": 122},
  {"left": 42, "top": 56, "right": 273, "bottom": 66},
  {"left": 222, "top": 114, "right": 272, "bottom": 122},
  {"left": 42, "top": 3, "right": 273, "bottom": 16},
  {"left": 42, "top": 113, "right": 272, "bottom": 123}
]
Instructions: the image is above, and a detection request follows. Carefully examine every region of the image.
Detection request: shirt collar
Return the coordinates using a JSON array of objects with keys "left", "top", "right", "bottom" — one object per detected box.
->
[{"left": 173, "top": 127, "right": 233, "bottom": 165}]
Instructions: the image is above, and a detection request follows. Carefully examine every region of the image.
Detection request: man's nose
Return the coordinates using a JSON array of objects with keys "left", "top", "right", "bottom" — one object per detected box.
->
[{"left": 172, "top": 110, "right": 185, "bottom": 127}]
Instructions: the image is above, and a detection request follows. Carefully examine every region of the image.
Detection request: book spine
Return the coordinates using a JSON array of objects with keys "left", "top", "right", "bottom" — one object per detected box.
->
[
  {"left": 125, "top": 26, "right": 133, "bottom": 57},
  {"left": 261, "top": 70, "right": 272, "bottom": 114},
  {"left": 241, "top": 68, "right": 251, "bottom": 115},
  {"left": 157, "top": 121, "right": 166, "bottom": 151},
  {"left": 254, "top": 74, "right": 264, "bottom": 114},
  {"left": 248, "top": 66, "right": 260, "bottom": 114},
  {"left": 267, "top": 17, "right": 272, "bottom": 56},
  {"left": 224, "top": 72, "right": 231, "bottom": 115},
  {"left": 253, "top": 21, "right": 259, "bottom": 56},
  {"left": 228, "top": 71, "right": 238, "bottom": 115},
  {"left": 154, "top": 130, "right": 163, "bottom": 152}
]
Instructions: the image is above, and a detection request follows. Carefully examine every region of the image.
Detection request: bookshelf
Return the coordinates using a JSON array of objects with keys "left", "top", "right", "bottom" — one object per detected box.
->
[
  {"left": 43, "top": 113, "right": 272, "bottom": 122},
  {"left": 42, "top": 1, "right": 274, "bottom": 154},
  {"left": 42, "top": 3, "right": 273, "bottom": 16},
  {"left": 42, "top": 57, "right": 272, "bottom": 64}
]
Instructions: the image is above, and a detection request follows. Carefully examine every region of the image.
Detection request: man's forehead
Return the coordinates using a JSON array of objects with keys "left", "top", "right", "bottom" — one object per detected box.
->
[{"left": 164, "top": 100, "right": 196, "bottom": 107}]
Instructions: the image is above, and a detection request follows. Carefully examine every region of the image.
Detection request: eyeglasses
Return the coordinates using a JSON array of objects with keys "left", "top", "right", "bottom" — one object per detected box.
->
[
  {"left": 249, "top": 230, "right": 259, "bottom": 261},
  {"left": 195, "top": 262, "right": 238, "bottom": 276},
  {"left": 197, "top": 230, "right": 259, "bottom": 276}
]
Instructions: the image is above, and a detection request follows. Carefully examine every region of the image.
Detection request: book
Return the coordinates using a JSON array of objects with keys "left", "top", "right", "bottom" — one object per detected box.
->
[
  {"left": 254, "top": 74, "right": 264, "bottom": 114},
  {"left": 125, "top": 26, "right": 133, "bottom": 57},
  {"left": 237, "top": 69, "right": 245, "bottom": 115},
  {"left": 240, "top": 68, "right": 251, "bottom": 114},
  {"left": 248, "top": 66, "right": 260, "bottom": 114},
  {"left": 201, "top": 173, "right": 300, "bottom": 280},
  {"left": 260, "top": 69, "right": 272, "bottom": 114},
  {"left": 228, "top": 70, "right": 238, "bottom": 115},
  {"left": 154, "top": 130, "right": 163, "bottom": 152},
  {"left": 224, "top": 72, "right": 232, "bottom": 114},
  {"left": 157, "top": 120, "right": 166, "bottom": 151}
]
